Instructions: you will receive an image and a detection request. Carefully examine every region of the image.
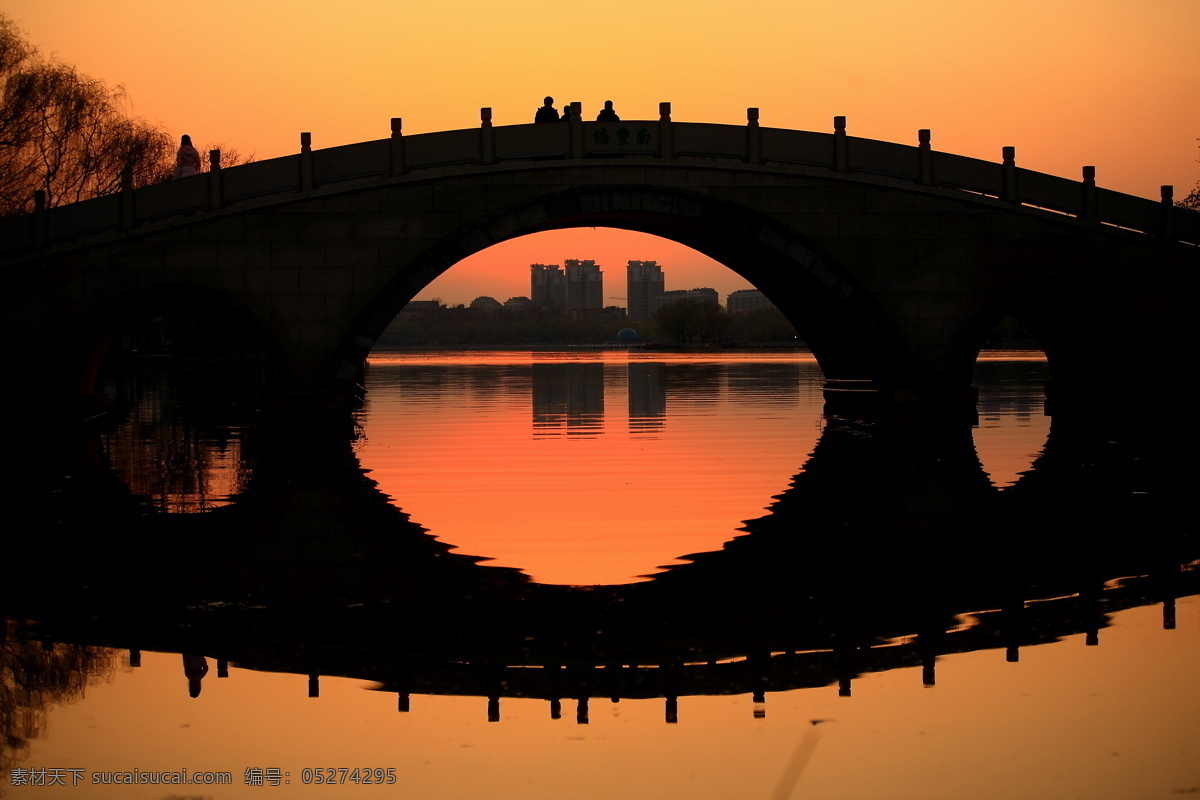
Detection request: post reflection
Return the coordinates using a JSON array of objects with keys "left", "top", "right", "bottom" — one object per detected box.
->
[
  {"left": 531, "top": 362, "right": 605, "bottom": 437},
  {"left": 5, "top": 350, "right": 1195, "bottom": 800},
  {"left": 3, "top": 401, "right": 1194, "bottom": 725}
]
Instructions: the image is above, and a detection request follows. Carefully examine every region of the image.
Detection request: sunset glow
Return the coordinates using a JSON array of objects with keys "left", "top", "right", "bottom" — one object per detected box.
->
[
  {"left": 355, "top": 351, "right": 826, "bottom": 584},
  {"left": 6, "top": 0, "right": 1197, "bottom": 301},
  {"left": 4, "top": 3, "right": 1197, "bottom": 795},
  {"left": 22, "top": 600, "right": 1200, "bottom": 799}
]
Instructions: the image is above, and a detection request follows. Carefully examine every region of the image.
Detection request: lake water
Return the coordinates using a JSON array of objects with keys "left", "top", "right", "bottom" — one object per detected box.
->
[{"left": 2, "top": 349, "right": 1196, "bottom": 799}]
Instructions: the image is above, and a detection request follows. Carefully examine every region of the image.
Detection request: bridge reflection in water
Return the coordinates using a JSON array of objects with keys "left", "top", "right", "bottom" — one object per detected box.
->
[
  {"left": 4, "top": 359, "right": 1195, "bottom": 686},
  {"left": 3, "top": 354, "right": 1193, "bottom": 738}
]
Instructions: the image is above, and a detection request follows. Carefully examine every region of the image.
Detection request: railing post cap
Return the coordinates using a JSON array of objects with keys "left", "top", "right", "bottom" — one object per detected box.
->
[
  {"left": 918, "top": 129, "right": 931, "bottom": 144},
  {"left": 747, "top": 107, "right": 760, "bottom": 122},
  {"left": 300, "top": 131, "right": 312, "bottom": 146},
  {"left": 481, "top": 107, "right": 492, "bottom": 120},
  {"left": 659, "top": 101, "right": 672, "bottom": 120},
  {"left": 209, "top": 149, "right": 221, "bottom": 169},
  {"left": 1082, "top": 165, "right": 1096, "bottom": 181},
  {"left": 1002, "top": 146, "right": 1016, "bottom": 164},
  {"left": 1161, "top": 185, "right": 1174, "bottom": 202},
  {"left": 833, "top": 116, "right": 846, "bottom": 132},
  {"left": 391, "top": 117, "right": 403, "bottom": 136}
]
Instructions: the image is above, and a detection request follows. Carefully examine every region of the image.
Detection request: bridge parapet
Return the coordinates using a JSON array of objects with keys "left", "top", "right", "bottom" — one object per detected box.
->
[{"left": 3, "top": 113, "right": 1198, "bottom": 256}]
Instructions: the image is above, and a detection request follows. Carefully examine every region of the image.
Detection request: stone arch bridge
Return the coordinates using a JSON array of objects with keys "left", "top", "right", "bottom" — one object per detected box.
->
[{"left": 2, "top": 105, "right": 1196, "bottom": 420}]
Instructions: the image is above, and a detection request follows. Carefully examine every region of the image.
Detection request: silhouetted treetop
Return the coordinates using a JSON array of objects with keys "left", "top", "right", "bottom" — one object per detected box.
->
[
  {"left": 1178, "top": 139, "right": 1200, "bottom": 212},
  {"left": 0, "top": 14, "right": 252, "bottom": 217}
]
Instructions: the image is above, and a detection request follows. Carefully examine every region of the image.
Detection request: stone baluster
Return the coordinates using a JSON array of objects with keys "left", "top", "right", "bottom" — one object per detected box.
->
[
  {"left": 389, "top": 117, "right": 406, "bottom": 177},
  {"left": 746, "top": 107, "right": 762, "bottom": 164},
  {"left": 120, "top": 165, "right": 135, "bottom": 229},
  {"left": 658, "top": 102, "right": 673, "bottom": 159},
  {"left": 480, "top": 107, "right": 495, "bottom": 165},
  {"left": 918, "top": 129, "right": 932, "bottom": 185},
  {"left": 33, "top": 189, "right": 47, "bottom": 247},
  {"left": 1082, "top": 166, "right": 1098, "bottom": 224},
  {"left": 300, "top": 132, "right": 314, "bottom": 191},
  {"left": 569, "top": 101, "right": 583, "bottom": 159},
  {"left": 1002, "top": 146, "right": 1017, "bottom": 202},
  {"left": 833, "top": 116, "right": 848, "bottom": 172},
  {"left": 207, "top": 149, "right": 223, "bottom": 210},
  {"left": 1161, "top": 185, "right": 1175, "bottom": 239}
]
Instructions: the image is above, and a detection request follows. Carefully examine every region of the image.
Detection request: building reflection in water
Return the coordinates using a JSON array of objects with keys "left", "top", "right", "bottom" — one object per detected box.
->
[
  {"left": 10, "top": 349, "right": 1195, "bottom": 797},
  {"left": 627, "top": 362, "right": 665, "bottom": 436},
  {"left": 531, "top": 362, "right": 605, "bottom": 437},
  {"left": 5, "top": 371, "right": 1194, "bottom": 720}
]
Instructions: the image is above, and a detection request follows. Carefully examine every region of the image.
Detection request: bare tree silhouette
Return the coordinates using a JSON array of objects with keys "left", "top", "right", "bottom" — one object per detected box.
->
[{"left": 0, "top": 14, "right": 252, "bottom": 216}]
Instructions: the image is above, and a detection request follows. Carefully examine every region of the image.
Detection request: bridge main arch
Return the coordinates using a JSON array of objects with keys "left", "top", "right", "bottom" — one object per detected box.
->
[
  {"left": 335, "top": 183, "right": 890, "bottom": 399},
  {"left": 4, "top": 118, "right": 1195, "bottom": 422}
]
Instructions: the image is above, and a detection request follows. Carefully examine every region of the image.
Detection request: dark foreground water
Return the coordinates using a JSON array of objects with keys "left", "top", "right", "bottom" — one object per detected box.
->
[{"left": 1, "top": 350, "right": 1195, "bottom": 799}]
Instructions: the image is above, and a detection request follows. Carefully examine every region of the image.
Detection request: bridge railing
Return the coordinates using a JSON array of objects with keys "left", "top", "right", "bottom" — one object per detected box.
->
[
  {"left": 493, "top": 123, "right": 570, "bottom": 160},
  {"left": 223, "top": 154, "right": 301, "bottom": 202},
  {"left": 933, "top": 152, "right": 1007, "bottom": 198},
  {"left": 405, "top": 128, "right": 482, "bottom": 171},
  {"left": 761, "top": 128, "right": 834, "bottom": 169},
  {"left": 312, "top": 139, "right": 391, "bottom": 186},
  {"left": 3, "top": 110, "right": 1198, "bottom": 254}
]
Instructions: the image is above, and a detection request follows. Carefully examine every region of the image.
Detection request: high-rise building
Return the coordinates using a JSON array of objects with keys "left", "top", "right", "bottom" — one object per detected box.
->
[
  {"left": 565, "top": 259, "right": 603, "bottom": 311},
  {"left": 530, "top": 264, "right": 567, "bottom": 312},
  {"left": 626, "top": 260, "right": 664, "bottom": 321}
]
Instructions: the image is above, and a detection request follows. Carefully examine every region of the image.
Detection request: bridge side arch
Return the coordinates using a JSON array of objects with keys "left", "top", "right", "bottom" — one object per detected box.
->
[{"left": 73, "top": 284, "right": 285, "bottom": 412}]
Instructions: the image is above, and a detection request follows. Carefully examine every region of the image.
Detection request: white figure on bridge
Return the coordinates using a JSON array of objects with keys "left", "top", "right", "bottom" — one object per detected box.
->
[{"left": 174, "top": 135, "right": 201, "bottom": 178}]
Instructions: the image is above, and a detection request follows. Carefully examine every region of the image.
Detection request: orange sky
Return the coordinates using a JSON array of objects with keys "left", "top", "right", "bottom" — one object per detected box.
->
[{"left": 6, "top": 0, "right": 1199, "bottom": 304}]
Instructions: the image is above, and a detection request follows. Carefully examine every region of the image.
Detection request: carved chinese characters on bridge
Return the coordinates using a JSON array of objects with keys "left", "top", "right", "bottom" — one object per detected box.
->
[{"left": 589, "top": 124, "right": 653, "bottom": 152}]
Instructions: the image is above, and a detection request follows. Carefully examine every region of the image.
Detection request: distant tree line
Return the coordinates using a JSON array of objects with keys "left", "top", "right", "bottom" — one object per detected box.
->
[
  {"left": 654, "top": 300, "right": 730, "bottom": 345},
  {"left": 376, "top": 301, "right": 800, "bottom": 348},
  {"left": 0, "top": 14, "right": 250, "bottom": 217}
]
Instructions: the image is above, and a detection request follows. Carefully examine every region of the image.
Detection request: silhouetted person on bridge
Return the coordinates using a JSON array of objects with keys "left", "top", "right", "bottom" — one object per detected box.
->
[
  {"left": 534, "top": 97, "right": 559, "bottom": 124},
  {"left": 174, "top": 135, "right": 201, "bottom": 178},
  {"left": 596, "top": 101, "right": 620, "bottom": 122}
]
